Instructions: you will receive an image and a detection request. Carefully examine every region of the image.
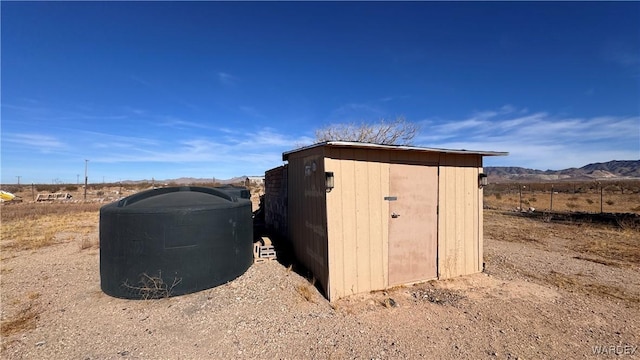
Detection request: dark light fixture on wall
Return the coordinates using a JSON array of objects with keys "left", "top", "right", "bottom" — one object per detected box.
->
[
  {"left": 478, "top": 173, "right": 488, "bottom": 188},
  {"left": 325, "top": 172, "right": 334, "bottom": 192}
]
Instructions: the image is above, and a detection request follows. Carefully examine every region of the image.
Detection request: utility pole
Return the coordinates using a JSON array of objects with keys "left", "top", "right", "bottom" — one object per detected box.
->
[
  {"left": 16, "top": 176, "right": 21, "bottom": 185},
  {"left": 77, "top": 174, "right": 80, "bottom": 185},
  {"left": 84, "top": 159, "right": 89, "bottom": 200}
]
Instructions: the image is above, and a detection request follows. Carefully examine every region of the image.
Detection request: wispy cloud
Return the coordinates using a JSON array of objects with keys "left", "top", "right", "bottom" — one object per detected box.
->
[
  {"left": 130, "top": 75, "right": 153, "bottom": 87},
  {"left": 603, "top": 40, "right": 640, "bottom": 77},
  {"left": 416, "top": 106, "right": 639, "bottom": 170},
  {"left": 329, "top": 102, "right": 385, "bottom": 122},
  {"left": 218, "top": 72, "right": 239, "bottom": 86},
  {"left": 605, "top": 46, "right": 640, "bottom": 67},
  {"left": 1, "top": 102, "right": 132, "bottom": 127},
  {"left": 3, "top": 133, "right": 68, "bottom": 153},
  {"left": 156, "top": 117, "right": 214, "bottom": 130},
  {"left": 87, "top": 127, "right": 311, "bottom": 171},
  {"left": 80, "top": 131, "right": 161, "bottom": 149},
  {"left": 378, "top": 95, "right": 411, "bottom": 103},
  {"left": 239, "top": 106, "right": 266, "bottom": 119}
]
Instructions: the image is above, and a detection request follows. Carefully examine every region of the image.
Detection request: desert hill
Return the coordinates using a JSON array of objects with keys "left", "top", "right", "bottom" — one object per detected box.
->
[{"left": 486, "top": 160, "right": 640, "bottom": 182}]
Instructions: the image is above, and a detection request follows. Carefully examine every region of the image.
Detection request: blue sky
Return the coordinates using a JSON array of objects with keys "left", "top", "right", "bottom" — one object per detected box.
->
[{"left": 2, "top": 1, "right": 639, "bottom": 184}]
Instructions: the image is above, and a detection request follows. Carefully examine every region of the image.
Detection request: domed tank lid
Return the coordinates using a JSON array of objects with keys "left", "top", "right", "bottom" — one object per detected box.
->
[{"left": 117, "top": 186, "right": 237, "bottom": 209}]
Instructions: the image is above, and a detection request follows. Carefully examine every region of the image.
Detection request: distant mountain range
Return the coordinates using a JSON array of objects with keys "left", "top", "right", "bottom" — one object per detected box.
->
[
  {"left": 116, "top": 161, "right": 639, "bottom": 185},
  {"left": 486, "top": 160, "right": 640, "bottom": 182},
  {"left": 120, "top": 176, "right": 252, "bottom": 185}
]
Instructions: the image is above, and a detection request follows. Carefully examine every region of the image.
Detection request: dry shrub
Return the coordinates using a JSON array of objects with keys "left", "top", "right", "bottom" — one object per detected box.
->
[
  {"left": 295, "top": 284, "right": 314, "bottom": 302},
  {"left": 79, "top": 236, "right": 99, "bottom": 250},
  {"left": 487, "top": 211, "right": 639, "bottom": 268},
  {"left": 616, "top": 217, "right": 640, "bottom": 231},
  {"left": 26, "top": 292, "right": 41, "bottom": 301},
  {"left": 574, "top": 235, "right": 640, "bottom": 266},
  {"left": 122, "top": 272, "right": 182, "bottom": 300},
  {"left": 295, "top": 277, "right": 316, "bottom": 302},
  {"left": 539, "top": 271, "right": 639, "bottom": 304},
  {"left": 572, "top": 256, "right": 620, "bottom": 267},
  {"left": 0, "top": 203, "right": 101, "bottom": 222},
  {"left": 1, "top": 209, "right": 98, "bottom": 252},
  {"left": 1, "top": 295, "right": 42, "bottom": 337},
  {"left": 380, "top": 298, "right": 398, "bottom": 308}
]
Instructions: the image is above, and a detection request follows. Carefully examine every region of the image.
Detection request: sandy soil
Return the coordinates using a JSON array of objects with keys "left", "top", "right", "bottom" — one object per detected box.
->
[{"left": 1, "top": 210, "right": 639, "bottom": 359}]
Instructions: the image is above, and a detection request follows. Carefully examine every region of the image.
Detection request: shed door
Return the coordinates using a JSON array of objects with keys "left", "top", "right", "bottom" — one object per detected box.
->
[{"left": 388, "top": 164, "right": 438, "bottom": 286}]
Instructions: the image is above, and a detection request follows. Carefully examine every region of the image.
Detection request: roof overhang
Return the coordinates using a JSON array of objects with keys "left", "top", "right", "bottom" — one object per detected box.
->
[{"left": 282, "top": 141, "right": 508, "bottom": 161}]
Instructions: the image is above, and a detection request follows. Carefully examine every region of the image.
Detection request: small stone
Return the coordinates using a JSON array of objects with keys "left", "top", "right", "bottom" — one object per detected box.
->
[{"left": 35, "top": 341, "right": 46, "bottom": 347}]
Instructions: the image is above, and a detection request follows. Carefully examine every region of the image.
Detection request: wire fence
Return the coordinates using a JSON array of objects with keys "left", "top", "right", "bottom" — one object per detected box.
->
[{"left": 484, "top": 181, "right": 640, "bottom": 214}]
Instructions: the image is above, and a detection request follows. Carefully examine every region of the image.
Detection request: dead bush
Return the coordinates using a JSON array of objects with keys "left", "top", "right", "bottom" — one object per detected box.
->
[
  {"left": 122, "top": 272, "right": 182, "bottom": 300},
  {"left": 295, "top": 277, "right": 316, "bottom": 302}
]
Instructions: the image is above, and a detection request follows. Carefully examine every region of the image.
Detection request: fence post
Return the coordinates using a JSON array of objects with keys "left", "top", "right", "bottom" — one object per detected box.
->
[
  {"left": 550, "top": 185, "right": 554, "bottom": 211},
  {"left": 519, "top": 185, "right": 522, "bottom": 211},
  {"left": 600, "top": 184, "right": 603, "bottom": 213}
]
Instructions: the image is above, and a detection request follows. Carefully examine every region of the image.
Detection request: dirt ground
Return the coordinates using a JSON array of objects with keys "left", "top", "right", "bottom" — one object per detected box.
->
[{"left": 1, "top": 205, "right": 639, "bottom": 359}]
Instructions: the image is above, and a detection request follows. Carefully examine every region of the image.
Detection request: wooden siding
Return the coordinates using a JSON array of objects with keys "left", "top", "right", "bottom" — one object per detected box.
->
[
  {"left": 283, "top": 144, "right": 486, "bottom": 300},
  {"left": 478, "top": 164, "right": 484, "bottom": 274},
  {"left": 286, "top": 147, "right": 330, "bottom": 295},
  {"left": 437, "top": 154, "right": 483, "bottom": 279},
  {"left": 324, "top": 148, "right": 390, "bottom": 300}
]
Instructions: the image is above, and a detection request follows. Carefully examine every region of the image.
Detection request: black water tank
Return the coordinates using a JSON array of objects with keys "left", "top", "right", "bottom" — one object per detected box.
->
[{"left": 100, "top": 186, "right": 253, "bottom": 299}]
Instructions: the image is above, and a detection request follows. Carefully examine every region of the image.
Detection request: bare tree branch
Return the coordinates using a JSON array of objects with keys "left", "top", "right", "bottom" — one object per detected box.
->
[{"left": 315, "top": 117, "right": 420, "bottom": 145}]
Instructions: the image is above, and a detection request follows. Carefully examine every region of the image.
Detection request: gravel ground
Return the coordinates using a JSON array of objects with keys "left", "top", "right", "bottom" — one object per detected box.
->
[{"left": 1, "top": 210, "right": 639, "bottom": 359}]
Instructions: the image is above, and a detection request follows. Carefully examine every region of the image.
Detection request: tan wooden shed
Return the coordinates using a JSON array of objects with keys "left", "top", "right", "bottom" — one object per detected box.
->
[{"left": 268, "top": 141, "right": 507, "bottom": 301}]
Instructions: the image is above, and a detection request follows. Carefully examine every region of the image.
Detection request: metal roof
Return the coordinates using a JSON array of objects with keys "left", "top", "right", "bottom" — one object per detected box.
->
[{"left": 282, "top": 141, "right": 508, "bottom": 161}]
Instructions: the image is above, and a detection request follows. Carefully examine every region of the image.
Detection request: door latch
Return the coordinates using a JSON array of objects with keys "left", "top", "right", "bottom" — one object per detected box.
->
[{"left": 391, "top": 212, "right": 400, "bottom": 218}]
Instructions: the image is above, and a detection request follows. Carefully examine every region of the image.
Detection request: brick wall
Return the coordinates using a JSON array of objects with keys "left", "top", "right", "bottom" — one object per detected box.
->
[{"left": 264, "top": 165, "right": 288, "bottom": 239}]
